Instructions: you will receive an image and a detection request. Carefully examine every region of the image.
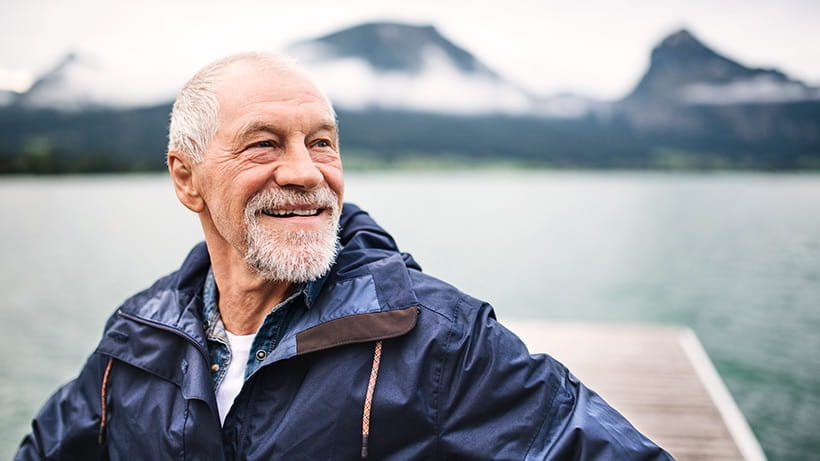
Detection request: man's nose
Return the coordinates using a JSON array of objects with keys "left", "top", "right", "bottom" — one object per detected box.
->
[{"left": 273, "top": 143, "right": 323, "bottom": 189}]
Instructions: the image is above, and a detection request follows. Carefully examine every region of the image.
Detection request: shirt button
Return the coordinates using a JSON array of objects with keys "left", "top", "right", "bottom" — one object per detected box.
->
[
  {"left": 255, "top": 350, "right": 267, "bottom": 361},
  {"left": 210, "top": 364, "right": 220, "bottom": 372}
]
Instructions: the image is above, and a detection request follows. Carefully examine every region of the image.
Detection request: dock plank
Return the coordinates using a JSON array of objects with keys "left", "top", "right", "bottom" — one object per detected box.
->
[{"left": 504, "top": 321, "right": 766, "bottom": 461}]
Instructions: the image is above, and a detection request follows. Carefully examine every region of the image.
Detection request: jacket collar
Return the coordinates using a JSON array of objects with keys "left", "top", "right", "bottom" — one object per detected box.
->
[{"left": 97, "top": 202, "right": 420, "bottom": 377}]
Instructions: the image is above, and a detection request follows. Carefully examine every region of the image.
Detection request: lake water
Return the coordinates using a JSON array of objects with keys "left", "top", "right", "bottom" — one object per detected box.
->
[{"left": 1, "top": 171, "right": 818, "bottom": 460}]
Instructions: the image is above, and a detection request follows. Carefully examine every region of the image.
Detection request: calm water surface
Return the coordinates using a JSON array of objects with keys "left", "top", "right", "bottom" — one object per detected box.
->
[{"left": 1, "top": 171, "right": 818, "bottom": 460}]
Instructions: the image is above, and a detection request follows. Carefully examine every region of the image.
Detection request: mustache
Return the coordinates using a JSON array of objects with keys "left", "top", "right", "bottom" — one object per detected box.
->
[{"left": 245, "top": 187, "right": 339, "bottom": 216}]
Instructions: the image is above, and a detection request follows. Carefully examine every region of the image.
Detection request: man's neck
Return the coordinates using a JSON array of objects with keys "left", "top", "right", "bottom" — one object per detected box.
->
[{"left": 211, "top": 261, "right": 293, "bottom": 335}]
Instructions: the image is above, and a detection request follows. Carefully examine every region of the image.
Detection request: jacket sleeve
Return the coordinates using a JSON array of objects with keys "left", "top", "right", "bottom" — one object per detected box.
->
[
  {"left": 525, "top": 369, "right": 674, "bottom": 460},
  {"left": 15, "top": 352, "right": 110, "bottom": 461},
  {"left": 438, "top": 300, "right": 674, "bottom": 460}
]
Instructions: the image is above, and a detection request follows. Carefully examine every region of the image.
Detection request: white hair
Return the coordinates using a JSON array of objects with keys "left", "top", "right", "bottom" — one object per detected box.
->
[{"left": 166, "top": 52, "right": 330, "bottom": 163}]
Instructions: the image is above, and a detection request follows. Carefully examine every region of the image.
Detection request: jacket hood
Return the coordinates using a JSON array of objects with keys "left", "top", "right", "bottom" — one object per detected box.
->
[{"left": 336, "top": 203, "right": 421, "bottom": 280}]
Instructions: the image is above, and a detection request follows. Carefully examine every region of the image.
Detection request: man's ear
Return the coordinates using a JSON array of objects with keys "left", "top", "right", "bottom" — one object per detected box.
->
[{"left": 167, "top": 150, "right": 205, "bottom": 213}]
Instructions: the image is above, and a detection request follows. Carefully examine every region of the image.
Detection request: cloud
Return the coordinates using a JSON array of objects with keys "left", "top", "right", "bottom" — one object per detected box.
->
[
  {"left": 303, "top": 46, "right": 534, "bottom": 115},
  {"left": 19, "top": 51, "right": 182, "bottom": 110},
  {"left": 0, "top": 68, "right": 34, "bottom": 93},
  {"left": 2, "top": 0, "right": 819, "bottom": 103},
  {"left": 681, "top": 75, "right": 820, "bottom": 105}
]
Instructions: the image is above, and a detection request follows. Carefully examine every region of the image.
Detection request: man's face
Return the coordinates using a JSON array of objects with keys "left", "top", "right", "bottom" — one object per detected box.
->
[{"left": 192, "top": 62, "right": 344, "bottom": 282}]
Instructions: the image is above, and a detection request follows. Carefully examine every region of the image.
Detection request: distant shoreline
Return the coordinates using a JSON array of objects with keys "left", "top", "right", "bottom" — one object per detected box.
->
[{"left": 3, "top": 149, "right": 820, "bottom": 176}]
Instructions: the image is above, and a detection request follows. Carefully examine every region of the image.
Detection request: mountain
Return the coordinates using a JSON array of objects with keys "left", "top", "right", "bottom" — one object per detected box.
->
[
  {"left": 624, "top": 29, "right": 820, "bottom": 105},
  {"left": 616, "top": 28, "right": 820, "bottom": 159},
  {"left": 0, "top": 89, "right": 15, "bottom": 106},
  {"left": 8, "top": 51, "right": 179, "bottom": 111},
  {"left": 10, "top": 53, "right": 115, "bottom": 110},
  {"left": 287, "top": 22, "right": 589, "bottom": 116},
  {"left": 292, "top": 22, "right": 499, "bottom": 77}
]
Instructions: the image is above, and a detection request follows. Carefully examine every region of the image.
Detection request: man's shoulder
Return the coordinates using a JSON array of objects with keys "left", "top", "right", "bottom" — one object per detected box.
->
[{"left": 404, "top": 268, "right": 496, "bottom": 329}]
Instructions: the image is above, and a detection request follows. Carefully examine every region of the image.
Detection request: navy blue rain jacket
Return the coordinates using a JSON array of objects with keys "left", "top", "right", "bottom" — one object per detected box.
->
[{"left": 17, "top": 204, "right": 673, "bottom": 460}]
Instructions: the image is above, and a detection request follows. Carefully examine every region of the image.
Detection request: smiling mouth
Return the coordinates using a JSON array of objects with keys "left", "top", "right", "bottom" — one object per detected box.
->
[{"left": 261, "top": 208, "right": 323, "bottom": 218}]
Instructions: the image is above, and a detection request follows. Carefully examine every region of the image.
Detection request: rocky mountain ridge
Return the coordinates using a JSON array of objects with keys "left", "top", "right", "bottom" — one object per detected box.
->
[{"left": 625, "top": 29, "right": 819, "bottom": 105}]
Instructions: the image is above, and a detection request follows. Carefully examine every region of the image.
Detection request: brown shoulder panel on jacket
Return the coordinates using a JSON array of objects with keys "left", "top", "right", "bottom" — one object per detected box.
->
[{"left": 296, "top": 306, "right": 419, "bottom": 355}]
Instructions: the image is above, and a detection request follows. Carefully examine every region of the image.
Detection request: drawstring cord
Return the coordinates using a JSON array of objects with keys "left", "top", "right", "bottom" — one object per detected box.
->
[
  {"left": 98, "top": 357, "right": 114, "bottom": 444},
  {"left": 361, "top": 340, "right": 383, "bottom": 459}
]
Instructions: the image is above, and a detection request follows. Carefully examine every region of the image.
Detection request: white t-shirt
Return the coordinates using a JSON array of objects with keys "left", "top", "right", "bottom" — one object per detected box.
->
[{"left": 216, "top": 331, "right": 256, "bottom": 425}]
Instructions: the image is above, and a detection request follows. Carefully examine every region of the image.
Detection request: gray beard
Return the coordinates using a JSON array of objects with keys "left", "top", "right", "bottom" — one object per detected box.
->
[{"left": 243, "top": 187, "right": 340, "bottom": 283}]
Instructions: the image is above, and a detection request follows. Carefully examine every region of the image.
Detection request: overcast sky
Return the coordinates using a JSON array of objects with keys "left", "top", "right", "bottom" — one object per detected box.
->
[{"left": 2, "top": 0, "right": 819, "bottom": 100}]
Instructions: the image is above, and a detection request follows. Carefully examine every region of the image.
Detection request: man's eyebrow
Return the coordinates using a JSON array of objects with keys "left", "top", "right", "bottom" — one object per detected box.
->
[
  {"left": 232, "top": 120, "right": 338, "bottom": 144},
  {"left": 313, "top": 121, "right": 339, "bottom": 136},
  {"left": 232, "top": 121, "right": 277, "bottom": 145}
]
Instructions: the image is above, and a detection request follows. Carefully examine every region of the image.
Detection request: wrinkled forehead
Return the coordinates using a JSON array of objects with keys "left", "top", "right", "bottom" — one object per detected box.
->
[{"left": 213, "top": 61, "right": 336, "bottom": 120}]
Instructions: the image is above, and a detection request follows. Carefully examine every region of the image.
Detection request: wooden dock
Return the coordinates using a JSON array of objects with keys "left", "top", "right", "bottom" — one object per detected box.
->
[{"left": 504, "top": 321, "right": 767, "bottom": 461}]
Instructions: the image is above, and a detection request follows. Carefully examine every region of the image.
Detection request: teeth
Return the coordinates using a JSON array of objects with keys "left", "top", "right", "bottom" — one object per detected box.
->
[{"left": 267, "top": 209, "right": 319, "bottom": 217}]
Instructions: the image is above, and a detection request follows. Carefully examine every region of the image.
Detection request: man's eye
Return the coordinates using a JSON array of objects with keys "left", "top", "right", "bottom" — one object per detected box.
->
[
  {"left": 252, "top": 140, "right": 275, "bottom": 148},
  {"left": 314, "top": 140, "right": 331, "bottom": 148}
]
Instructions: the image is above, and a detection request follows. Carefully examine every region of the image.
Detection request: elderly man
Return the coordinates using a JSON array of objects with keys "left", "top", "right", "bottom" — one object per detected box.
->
[{"left": 17, "top": 53, "right": 672, "bottom": 460}]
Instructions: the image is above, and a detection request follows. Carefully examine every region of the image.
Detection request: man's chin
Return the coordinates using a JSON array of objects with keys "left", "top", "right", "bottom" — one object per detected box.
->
[{"left": 245, "top": 232, "right": 339, "bottom": 283}]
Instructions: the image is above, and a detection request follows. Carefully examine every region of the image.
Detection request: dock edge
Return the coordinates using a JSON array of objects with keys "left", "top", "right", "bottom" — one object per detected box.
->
[{"left": 678, "top": 328, "right": 767, "bottom": 461}]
